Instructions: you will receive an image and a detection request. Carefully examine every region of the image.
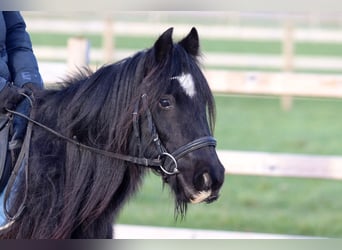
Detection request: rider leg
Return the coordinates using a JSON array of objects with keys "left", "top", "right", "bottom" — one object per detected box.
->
[{"left": 0, "top": 99, "right": 30, "bottom": 226}]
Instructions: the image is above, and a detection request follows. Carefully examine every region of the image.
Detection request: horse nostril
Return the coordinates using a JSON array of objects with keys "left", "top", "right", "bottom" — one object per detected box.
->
[
  {"left": 202, "top": 172, "right": 212, "bottom": 189},
  {"left": 194, "top": 172, "right": 212, "bottom": 191}
]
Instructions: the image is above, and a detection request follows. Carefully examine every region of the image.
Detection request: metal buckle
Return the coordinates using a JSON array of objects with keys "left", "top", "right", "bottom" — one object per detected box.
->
[{"left": 159, "top": 152, "right": 179, "bottom": 175}]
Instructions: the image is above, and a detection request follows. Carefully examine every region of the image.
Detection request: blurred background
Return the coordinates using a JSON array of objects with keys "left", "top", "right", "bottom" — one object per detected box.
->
[{"left": 22, "top": 11, "right": 342, "bottom": 238}]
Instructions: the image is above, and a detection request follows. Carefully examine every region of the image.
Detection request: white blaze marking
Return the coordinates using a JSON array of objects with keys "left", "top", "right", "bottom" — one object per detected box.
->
[{"left": 172, "top": 73, "right": 196, "bottom": 98}]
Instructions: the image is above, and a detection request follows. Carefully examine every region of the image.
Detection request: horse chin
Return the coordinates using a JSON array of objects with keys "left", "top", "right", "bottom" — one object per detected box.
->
[
  {"left": 176, "top": 173, "right": 212, "bottom": 204},
  {"left": 165, "top": 171, "right": 217, "bottom": 218}
]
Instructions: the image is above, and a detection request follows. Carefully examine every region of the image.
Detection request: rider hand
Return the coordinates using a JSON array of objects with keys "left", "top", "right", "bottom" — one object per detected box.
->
[
  {"left": 0, "top": 83, "right": 27, "bottom": 113},
  {"left": 23, "top": 82, "right": 41, "bottom": 92}
]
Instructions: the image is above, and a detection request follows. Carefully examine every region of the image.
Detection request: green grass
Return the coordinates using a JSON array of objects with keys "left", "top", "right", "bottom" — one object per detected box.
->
[
  {"left": 296, "top": 42, "right": 342, "bottom": 57},
  {"left": 201, "top": 39, "right": 282, "bottom": 54},
  {"left": 116, "top": 95, "right": 342, "bottom": 237},
  {"left": 214, "top": 95, "right": 342, "bottom": 155},
  {"left": 117, "top": 173, "right": 342, "bottom": 237}
]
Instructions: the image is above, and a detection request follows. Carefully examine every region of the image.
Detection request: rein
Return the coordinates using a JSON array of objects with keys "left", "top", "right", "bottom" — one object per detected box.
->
[{"left": 5, "top": 109, "right": 162, "bottom": 168}]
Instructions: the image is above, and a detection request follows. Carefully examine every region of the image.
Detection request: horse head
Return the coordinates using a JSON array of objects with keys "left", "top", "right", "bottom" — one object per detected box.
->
[{"left": 134, "top": 27, "right": 225, "bottom": 215}]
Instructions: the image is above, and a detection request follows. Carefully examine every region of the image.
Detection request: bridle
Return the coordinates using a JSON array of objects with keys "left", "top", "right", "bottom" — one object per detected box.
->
[
  {"left": 1, "top": 92, "right": 217, "bottom": 225},
  {"left": 132, "top": 93, "right": 217, "bottom": 176}
]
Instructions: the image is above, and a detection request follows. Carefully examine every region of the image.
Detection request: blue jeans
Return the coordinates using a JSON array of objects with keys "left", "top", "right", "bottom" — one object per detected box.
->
[{"left": 0, "top": 189, "right": 6, "bottom": 226}]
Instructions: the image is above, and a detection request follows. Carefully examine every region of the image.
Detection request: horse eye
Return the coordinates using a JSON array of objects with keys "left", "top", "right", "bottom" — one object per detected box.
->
[{"left": 159, "top": 98, "right": 172, "bottom": 109}]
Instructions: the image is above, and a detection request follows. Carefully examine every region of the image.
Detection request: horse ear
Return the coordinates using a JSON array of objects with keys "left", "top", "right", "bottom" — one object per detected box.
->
[
  {"left": 154, "top": 27, "right": 174, "bottom": 63},
  {"left": 178, "top": 27, "right": 199, "bottom": 56}
]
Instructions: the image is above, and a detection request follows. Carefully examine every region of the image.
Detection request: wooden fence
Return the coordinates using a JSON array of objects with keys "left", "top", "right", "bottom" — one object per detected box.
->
[
  {"left": 24, "top": 17, "right": 342, "bottom": 103},
  {"left": 23, "top": 15, "right": 342, "bottom": 180},
  {"left": 25, "top": 17, "right": 342, "bottom": 71}
]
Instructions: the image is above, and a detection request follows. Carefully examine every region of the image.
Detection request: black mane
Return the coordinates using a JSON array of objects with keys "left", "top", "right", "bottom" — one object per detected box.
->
[{"left": 1, "top": 28, "right": 217, "bottom": 238}]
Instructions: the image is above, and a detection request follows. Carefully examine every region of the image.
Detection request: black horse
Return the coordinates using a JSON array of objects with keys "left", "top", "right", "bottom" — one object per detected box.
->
[{"left": 0, "top": 27, "right": 225, "bottom": 239}]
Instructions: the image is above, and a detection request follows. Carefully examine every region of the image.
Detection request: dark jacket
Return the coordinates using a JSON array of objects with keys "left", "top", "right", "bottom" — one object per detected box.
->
[{"left": 0, "top": 11, "right": 43, "bottom": 91}]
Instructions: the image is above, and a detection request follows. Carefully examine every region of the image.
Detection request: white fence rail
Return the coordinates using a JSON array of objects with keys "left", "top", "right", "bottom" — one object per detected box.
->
[
  {"left": 38, "top": 62, "right": 342, "bottom": 99},
  {"left": 206, "top": 70, "right": 342, "bottom": 98},
  {"left": 34, "top": 47, "right": 342, "bottom": 72},
  {"left": 114, "top": 224, "right": 319, "bottom": 239},
  {"left": 218, "top": 150, "right": 342, "bottom": 180}
]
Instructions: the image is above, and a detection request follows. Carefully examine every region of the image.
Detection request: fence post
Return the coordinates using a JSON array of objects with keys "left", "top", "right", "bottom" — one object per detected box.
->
[
  {"left": 67, "top": 36, "right": 90, "bottom": 74},
  {"left": 281, "top": 21, "right": 294, "bottom": 111},
  {"left": 103, "top": 16, "right": 114, "bottom": 64}
]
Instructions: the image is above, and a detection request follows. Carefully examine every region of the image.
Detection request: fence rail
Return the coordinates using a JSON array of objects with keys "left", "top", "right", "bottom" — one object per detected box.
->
[
  {"left": 34, "top": 47, "right": 342, "bottom": 71},
  {"left": 38, "top": 62, "right": 342, "bottom": 99},
  {"left": 218, "top": 150, "right": 342, "bottom": 180},
  {"left": 205, "top": 70, "right": 342, "bottom": 98},
  {"left": 114, "top": 224, "right": 318, "bottom": 239}
]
